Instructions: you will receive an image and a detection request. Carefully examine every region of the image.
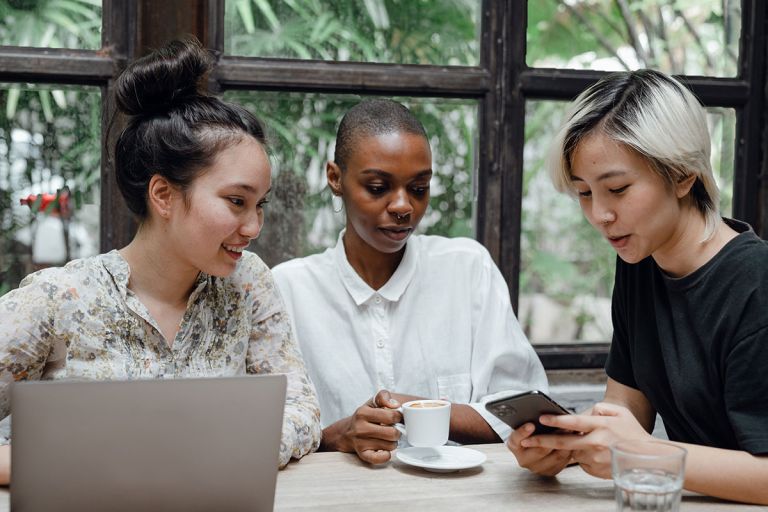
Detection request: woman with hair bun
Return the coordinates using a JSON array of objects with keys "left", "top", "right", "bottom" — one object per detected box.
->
[
  {"left": 0, "top": 38, "right": 321, "bottom": 480},
  {"left": 507, "top": 69, "right": 768, "bottom": 504}
]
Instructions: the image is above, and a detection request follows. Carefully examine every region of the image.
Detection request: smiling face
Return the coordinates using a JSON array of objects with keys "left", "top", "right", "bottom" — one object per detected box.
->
[
  {"left": 570, "top": 131, "right": 694, "bottom": 264},
  {"left": 165, "top": 135, "right": 271, "bottom": 277},
  {"left": 330, "top": 131, "right": 432, "bottom": 255}
]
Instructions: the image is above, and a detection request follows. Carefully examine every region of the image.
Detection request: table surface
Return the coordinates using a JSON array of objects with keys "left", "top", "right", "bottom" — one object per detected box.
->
[
  {"left": 0, "top": 444, "right": 764, "bottom": 511},
  {"left": 273, "top": 444, "right": 767, "bottom": 511}
]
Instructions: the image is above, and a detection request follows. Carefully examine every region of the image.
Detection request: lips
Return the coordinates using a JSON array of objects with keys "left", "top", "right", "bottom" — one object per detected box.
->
[
  {"left": 378, "top": 226, "right": 412, "bottom": 242},
  {"left": 607, "top": 235, "right": 630, "bottom": 249},
  {"left": 222, "top": 243, "right": 247, "bottom": 260}
]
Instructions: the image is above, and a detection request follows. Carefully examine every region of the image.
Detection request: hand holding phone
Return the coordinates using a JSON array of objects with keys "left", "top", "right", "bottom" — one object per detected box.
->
[{"left": 485, "top": 390, "right": 572, "bottom": 435}]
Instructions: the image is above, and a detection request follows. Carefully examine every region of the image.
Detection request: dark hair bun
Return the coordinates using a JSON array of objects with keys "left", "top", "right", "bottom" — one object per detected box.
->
[{"left": 115, "top": 37, "right": 213, "bottom": 116}]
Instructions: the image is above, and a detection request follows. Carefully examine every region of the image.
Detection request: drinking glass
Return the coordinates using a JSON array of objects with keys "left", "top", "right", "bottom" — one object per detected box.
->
[{"left": 611, "top": 440, "right": 687, "bottom": 512}]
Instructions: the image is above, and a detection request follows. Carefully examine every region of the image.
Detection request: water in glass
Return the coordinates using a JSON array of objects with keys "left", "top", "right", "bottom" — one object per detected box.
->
[{"left": 615, "top": 469, "right": 682, "bottom": 511}]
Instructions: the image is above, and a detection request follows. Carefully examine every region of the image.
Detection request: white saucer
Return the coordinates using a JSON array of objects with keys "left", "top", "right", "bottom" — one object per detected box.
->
[{"left": 395, "top": 446, "right": 487, "bottom": 473}]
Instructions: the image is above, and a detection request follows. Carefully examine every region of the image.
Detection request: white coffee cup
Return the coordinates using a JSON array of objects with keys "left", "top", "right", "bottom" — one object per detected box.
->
[{"left": 395, "top": 399, "right": 451, "bottom": 447}]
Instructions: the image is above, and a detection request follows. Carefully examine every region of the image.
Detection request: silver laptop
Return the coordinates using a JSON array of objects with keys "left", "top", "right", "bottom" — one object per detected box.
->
[{"left": 11, "top": 375, "right": 287, "bottom": 512}]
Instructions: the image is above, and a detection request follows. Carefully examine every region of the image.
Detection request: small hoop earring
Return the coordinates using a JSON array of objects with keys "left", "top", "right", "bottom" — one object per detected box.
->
[{"left": 331, "top": 194, "right": 344, "bottom": 213}]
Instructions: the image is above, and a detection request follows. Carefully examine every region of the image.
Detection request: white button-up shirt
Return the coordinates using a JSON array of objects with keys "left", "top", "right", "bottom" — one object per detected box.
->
[{"left": 273, "top": 233, "right": 547, "bottom": 440}]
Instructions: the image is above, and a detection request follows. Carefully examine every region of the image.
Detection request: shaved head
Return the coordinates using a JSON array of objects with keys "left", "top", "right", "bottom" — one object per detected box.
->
[{"left": 334, "top": 99, "right": 428, "bottom": 170}]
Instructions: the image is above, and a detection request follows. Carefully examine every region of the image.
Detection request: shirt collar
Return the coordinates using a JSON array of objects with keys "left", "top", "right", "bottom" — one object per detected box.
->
[
  {"left": 333, "top": 229, "right": 419, "bottom": 306},
  {"left": 101, "top": 250, "right": 131, "bottom": 298},
  {"left": 101, "top": 249, "right": 210, "bottom": 302}
]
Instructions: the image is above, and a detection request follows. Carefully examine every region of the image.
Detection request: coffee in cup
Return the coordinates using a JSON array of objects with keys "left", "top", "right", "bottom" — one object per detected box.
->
[{"left": 408, "top": 401, "right": 444, "bottom": 409}]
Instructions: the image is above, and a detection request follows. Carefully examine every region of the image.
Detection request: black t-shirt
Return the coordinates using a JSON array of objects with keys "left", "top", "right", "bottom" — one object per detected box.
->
[{"left": 606, "top": 219, "right": 768, "bottom": 454}]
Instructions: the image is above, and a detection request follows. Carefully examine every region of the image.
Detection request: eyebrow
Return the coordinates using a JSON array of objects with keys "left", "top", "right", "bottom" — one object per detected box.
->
[
  {"left": 570, "top": 170, "right": 627, "bottom": 182},
  {"left": 227, "top": 184, "right": 272, "bottom": 199},
  {"left": 360, "top": 169, "right": 433, "bottom": 178}
]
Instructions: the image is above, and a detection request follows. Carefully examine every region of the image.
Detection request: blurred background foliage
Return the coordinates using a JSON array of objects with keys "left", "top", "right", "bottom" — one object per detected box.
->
[
  {"left": 0, "top": 0, "right": 102, "bottom": 296},
  {"left": 0, "top": 0, "right": 740, "bottom": 344},
  {"left": 225, "top": 0, "right": 480, "bottom": 65}
]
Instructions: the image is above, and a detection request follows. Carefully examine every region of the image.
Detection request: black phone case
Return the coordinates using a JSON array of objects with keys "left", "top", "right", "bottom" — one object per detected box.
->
[{"left": 485, "top": 390, "right": 571, "bottom": 435}]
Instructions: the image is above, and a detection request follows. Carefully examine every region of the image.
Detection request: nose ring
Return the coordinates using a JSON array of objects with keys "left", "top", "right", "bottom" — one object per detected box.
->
[{"left": 394, "top": 213, "right": 408, "bottom": 221}]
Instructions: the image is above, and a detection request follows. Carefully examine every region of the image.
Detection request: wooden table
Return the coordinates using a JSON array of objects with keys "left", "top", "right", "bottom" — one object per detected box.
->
[
  {"left": 274, "top": 444, "right": 767, "bottom": 511},
  {"left": 0, "top": 444, "right": 764, "bottom": 510}
]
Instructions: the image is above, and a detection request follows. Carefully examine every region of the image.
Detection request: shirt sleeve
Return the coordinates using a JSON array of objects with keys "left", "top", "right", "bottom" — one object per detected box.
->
[
  {"left": 245, "top": 263, "right": 321, "bottom": 468},
  {"left": 605, "top": 258, "right": 638, "bottom": 389},
  {"left": 724, "top": 325, "right": 768, "bottom": 454},
  {"left": 0, "top": 271, "right": 59, "bottom": 443},
  {"left": 467, "top": 247, "right": 548, "bottom": 441}
]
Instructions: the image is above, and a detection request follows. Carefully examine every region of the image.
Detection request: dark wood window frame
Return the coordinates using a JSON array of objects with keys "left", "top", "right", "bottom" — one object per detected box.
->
[{"left": 0, "top": 0, "right": 765, "bottom": 369}]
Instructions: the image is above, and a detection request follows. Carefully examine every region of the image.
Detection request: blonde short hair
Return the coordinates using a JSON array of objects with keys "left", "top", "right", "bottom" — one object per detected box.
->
[{"left": 547, "top": 69, "right": 720, "bottom": 240}]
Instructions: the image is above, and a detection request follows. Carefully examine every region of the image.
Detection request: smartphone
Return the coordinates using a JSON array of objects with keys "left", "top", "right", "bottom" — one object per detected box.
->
[{"left": 485, "top": 390, "right": 572, "bottom": 435}]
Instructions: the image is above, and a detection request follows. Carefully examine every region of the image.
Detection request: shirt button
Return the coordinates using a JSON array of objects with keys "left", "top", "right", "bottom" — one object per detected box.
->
[
  {"left": 375, "top": 297, "right": 382, "bottom": 304},
  {"left": 376, "top": 340, "right": 385, "bottom": 348}
]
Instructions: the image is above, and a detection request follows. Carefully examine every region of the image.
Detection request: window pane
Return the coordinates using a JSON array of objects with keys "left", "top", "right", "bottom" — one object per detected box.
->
[
  {"left": 520, "top": 100, "right": 736, "bottom": 344},
  {"left": 224, "top": 0, "right": 480, "bottom": 66},
  {"left": 708, "top": 108, "right": 735, "bottom": 217},
  {"left": 0, "top": 84, "right": 101, "bottom": 296},
  {"left": 527, "top": 0, "right": 741, "bottom": 77},
  {"left": 0, "top": 0, "right": 102, "bottom": 50},
  {"left": 222, "top": 91, "right": 477, "bottom": 267}
]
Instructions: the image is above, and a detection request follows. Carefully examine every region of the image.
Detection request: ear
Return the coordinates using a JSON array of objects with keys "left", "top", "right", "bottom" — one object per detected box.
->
[
  {"left": 326, "top": 161, "right": 343, "bottom": 196},
  {"left": 147, "top": 174, "right": 176, "bottom": 218},
  {"left": 675, "top": 174, "right": 697, "bottom": 199}
]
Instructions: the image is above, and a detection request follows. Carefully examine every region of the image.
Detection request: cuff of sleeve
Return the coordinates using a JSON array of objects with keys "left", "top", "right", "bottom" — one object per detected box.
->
[
  {"left": 469, "top": 388, "right": 547, "bottom": 442},
  {"left": 0, "top": 415, "right": 10, "bottom": 445},
  {"left": 469, "top": 402, "right": 512, "bottom": 442}
]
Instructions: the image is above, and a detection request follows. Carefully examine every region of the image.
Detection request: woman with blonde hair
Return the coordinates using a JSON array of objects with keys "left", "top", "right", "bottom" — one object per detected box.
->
[{"left": 507, "top": 69, "right": 768, "bottom": 504}]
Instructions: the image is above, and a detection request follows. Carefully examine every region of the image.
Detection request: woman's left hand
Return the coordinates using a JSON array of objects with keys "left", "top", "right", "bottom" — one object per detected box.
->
[{"left": 520, "top": 402, "right": 652, "bottom": 479}]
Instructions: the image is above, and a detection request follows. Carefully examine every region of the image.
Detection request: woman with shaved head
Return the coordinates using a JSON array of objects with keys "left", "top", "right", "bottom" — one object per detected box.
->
[{"left": 273, "top": 99, "right": 547, "bottom": 464}]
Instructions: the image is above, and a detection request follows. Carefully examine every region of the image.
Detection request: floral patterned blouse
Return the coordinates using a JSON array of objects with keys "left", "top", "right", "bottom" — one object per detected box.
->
[{"left": 0, "top": 250, "right": 321, "bottom": 467}]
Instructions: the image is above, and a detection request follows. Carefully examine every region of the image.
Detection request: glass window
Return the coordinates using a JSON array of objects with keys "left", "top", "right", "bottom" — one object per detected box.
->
[
  {"left": 0, "top": 84, "right": 101, "bottom": 296},
  {"left": 224, "top": 0, "right": 480, "bottom": 66},
  {"left": 222, "top": 91, "right": 477, "bottom": 267},
  {"left": 520, "top": 100, "right": 736, "bottom": 345},
  {"left": 0, "top": 0, "right": 102, "bottom": 50},
  {"left": 708, "top": 108, "right": 736, "bottom": 217},
  {"left": 527, "top": 0, "right": 741, "bottom": 77}
]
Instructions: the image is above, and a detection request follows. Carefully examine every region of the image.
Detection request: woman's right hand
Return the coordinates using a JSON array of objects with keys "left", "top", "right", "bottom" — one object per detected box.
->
[
  {"left": 506, "top": 422, "right": 572, "bottom": 477},
  {"left": 320, "top": 389, "right": 403, "bottom": 464}
]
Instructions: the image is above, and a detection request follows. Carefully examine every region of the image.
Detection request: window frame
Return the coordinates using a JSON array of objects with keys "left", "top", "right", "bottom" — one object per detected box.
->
[{"left": 0, "top": 0, "right": 764, "bottom": 369}]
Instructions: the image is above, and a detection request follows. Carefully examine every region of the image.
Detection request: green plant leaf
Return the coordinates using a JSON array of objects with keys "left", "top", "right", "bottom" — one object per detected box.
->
[
  {"left": 39, "top": 89, "right": 54, "bottom": 122},
  {"left": 5, "top": 87, "right": 20, "bottom": 119},
  {"left": 51, "top": 89, "right": 67, "bottom": 109},
  {"left": 47, "top": 0, "right": 101, "bottom": 20},
  {"left": 234, "top": 0, "right": 256, "bottom": 34},
  {"left": 363, "top": 0, "right": 389, "bottom": 30},
  {"left": 253, "top": 0, "right": 280, "bottom": 31}
]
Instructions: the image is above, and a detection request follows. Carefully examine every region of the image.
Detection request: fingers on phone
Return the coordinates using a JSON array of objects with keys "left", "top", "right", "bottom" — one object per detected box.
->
[
  {"left": 509, "top": 423, "right": 536, "bottom": 446},
  {"left": 519, "top": 423, "right": 536, "bottom": 437}
]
